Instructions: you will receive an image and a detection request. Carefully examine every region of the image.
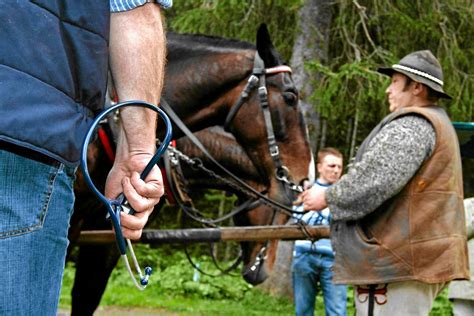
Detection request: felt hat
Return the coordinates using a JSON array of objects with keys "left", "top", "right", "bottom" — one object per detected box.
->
[{"left": 378, "top": 50, "right": 452, "bottom": 99}]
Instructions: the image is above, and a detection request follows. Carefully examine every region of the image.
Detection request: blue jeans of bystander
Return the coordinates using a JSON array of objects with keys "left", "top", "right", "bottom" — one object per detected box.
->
[
  {"left": 292, "top": 251, "right": 347, "bottom": 316},
  {"left": 0, "top": 149, "right": 76, "bottom": 315}
]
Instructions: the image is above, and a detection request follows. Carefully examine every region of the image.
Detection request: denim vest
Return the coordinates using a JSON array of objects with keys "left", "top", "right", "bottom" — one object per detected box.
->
[{"left": 0, "top": 1, "right": 110, "bottom": 166}]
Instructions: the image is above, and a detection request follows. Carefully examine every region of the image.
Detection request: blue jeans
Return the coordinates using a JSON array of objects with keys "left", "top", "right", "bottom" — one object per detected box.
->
[
  {"left": 0, "top": 149, "right": 76, "bottom": 315},
  {"left": 292, "top": 251, "right": 347, "bottom": 316}
]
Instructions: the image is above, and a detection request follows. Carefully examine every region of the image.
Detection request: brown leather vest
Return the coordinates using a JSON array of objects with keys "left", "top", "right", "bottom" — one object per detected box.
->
[{"left": 331, "top": 106, "right": 469, "bottom": 284}]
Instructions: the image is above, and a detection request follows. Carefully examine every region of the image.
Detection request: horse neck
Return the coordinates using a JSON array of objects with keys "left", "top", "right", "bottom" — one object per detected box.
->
[
  {"left": 177, "top": 127, "right": 260, "bottom": 181},
  {"left": 163, "top": 48, "right": 255, "bottom": 130}
]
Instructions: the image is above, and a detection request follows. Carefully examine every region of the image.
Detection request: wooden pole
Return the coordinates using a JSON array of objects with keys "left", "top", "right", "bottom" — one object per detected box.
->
[{"left": 77, "top": 225, "right": 330, "bottom": 245}]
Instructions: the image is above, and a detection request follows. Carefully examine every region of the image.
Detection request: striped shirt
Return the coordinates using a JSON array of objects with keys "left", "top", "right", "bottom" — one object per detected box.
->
[
  {"left": 293, "top": 180, "right": 334, "bottom": 257},
  {"left": 110, "top": 0, "right": 172, "bottom": 12}
]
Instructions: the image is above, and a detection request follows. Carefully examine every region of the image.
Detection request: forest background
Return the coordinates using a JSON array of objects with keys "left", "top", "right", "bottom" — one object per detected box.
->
[
  {"left": 61, "top": 1, "right": 473, "bottom": 315},
  {"left": 168, "top": 0, "right": 473, "bottom": 158}
]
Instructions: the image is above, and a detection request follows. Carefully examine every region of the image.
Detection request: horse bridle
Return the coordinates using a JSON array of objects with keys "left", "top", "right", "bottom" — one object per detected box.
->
[
  {"left": 160, "top": 53, "right": 307, "bottom": 276},
  {"left": 224, "top": 52, "right": 303, "bottom": 195}
]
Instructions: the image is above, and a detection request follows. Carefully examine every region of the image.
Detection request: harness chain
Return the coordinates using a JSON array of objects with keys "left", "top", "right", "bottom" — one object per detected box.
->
[
  {"left": 166, "top": 142, "right": 316, "bottom": 267},
  {"left": 166, "top": 145, "right": 296, "bottom": 218},
  {"left": 166, "top": 144, "right": 267, "bottom": 224},
  {"left": 167, "top": 146, "right": 258, "bottom": 201}
]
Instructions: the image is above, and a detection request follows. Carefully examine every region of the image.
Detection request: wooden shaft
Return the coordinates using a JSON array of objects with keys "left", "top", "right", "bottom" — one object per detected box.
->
[
  {"left": 220, "top": 225, "right": 329, "bottom": 241},
  {"left": 77, "top": 225, "right": 330, "bottom": 245}
]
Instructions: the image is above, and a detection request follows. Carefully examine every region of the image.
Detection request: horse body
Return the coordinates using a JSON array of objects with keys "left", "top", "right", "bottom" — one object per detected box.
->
[{"left": 70, "top": 25, "right": 313, "bottom": 314}]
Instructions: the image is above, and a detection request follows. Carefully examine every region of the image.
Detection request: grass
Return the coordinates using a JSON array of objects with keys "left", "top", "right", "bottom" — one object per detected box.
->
[
  {"left": 59, "top": 244, "right": 453, "bottom": 315},
  {"left": 59, "top": 245, "right": 295, "bottom": 315},
  {"left": 60, "top": 260, "right": 294, "bottom": 315}
]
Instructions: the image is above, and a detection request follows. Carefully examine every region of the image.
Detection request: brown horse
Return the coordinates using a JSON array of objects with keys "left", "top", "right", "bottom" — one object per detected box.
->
[{"left": 69, "top": 24, "right": 314, "bottom": 315}]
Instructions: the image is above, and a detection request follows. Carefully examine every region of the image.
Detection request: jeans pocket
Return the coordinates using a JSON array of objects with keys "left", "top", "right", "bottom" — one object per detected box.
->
[{"left": 0, "top": 150, "right": 62, "bottom": 238}]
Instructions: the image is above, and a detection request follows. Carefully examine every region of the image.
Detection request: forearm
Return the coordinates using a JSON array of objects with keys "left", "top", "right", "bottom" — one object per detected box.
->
[
  {"left": 327, "top": 115, "right": 436, "bottom": 221},
  {"left": 109, "top": 4, "right": 166, "bottom": 157}
]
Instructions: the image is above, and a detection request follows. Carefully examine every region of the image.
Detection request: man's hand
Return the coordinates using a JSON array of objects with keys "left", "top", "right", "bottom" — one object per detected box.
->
[
  {"left": 105, "top": 153, "right": 163, "bottom": 240},
  {"left": 299, "top": 185, "right": 328, "bottom": 211}
]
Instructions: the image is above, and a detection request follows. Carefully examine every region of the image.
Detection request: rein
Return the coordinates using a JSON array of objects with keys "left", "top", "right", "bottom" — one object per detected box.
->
[{"left": 161, "top": 99, "right": 301, "bottom": 215}]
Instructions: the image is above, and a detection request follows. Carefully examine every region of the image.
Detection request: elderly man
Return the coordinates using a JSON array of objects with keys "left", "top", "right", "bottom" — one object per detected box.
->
[{"left": 300, "top": 50, "right": 469, "bottom": 315}]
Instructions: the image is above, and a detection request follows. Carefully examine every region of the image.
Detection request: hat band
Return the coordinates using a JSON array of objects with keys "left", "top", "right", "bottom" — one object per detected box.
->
[{"left": 392, "top": 64, "right": 444, "bottom": 86}]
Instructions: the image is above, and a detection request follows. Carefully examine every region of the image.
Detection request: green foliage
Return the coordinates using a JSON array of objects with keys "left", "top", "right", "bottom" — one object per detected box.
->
[
  {"left": 430, "top": 288, "right": 453, "bottom": 315},
  {"left": 164, "top": 0, "right": 473, "bottom": 156},
  {"left": 308, "top": 0, "right": 474, "bottom": 154},
  {"left": 165, "top": 0, "right": 303, "bottom": 61},
  {"left": 307, "top": 60, "right": 389, "bottom": 151}
]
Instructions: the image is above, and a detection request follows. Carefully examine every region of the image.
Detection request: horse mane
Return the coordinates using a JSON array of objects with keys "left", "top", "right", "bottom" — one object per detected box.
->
[{"left": 167, "top": 32, "right": 255, "bottom": 58}]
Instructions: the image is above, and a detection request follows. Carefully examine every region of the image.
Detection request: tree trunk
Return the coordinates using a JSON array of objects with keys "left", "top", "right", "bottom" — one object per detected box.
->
[
  {"left": 289, "top": 0, "right": 333, "bottom": 154},
  {"left": 258, "top": 0, "right": 333, "bottom": 299}
]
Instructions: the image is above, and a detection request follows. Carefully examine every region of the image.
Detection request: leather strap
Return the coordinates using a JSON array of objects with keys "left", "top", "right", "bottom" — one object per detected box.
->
[{"left": 160, "top": 99, "right": 297, "bottom": 214}]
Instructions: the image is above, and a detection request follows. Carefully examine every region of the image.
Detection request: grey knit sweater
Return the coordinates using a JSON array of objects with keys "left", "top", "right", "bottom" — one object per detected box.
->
[{"left": 326, "top": 115, "right": 436, "bottom": 221}]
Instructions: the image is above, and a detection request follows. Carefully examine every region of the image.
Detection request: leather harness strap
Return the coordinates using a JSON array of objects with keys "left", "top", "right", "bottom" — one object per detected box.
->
[{"left": 160, "top": 99, "right": 298, "bottom": 214}]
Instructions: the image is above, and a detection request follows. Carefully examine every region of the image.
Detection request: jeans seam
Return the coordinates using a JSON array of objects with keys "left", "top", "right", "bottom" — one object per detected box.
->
[{"left": 0, "top": 164, "right": 62, "bottom": 239}]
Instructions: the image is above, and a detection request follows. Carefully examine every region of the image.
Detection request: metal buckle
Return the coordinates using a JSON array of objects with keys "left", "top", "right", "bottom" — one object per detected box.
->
[{"left": 270, "top": 145, "right": 279, "bottom": 157}]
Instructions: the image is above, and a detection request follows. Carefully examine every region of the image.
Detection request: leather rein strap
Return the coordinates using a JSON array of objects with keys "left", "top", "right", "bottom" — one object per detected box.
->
[{"left": 160, "top": 99, "right": 297, "bottom": 214}]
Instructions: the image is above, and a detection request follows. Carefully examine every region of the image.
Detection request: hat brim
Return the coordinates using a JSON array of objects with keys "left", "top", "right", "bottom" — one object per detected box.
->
[{"left": 377, "top": 67, "right": 452, "bottom": 100}]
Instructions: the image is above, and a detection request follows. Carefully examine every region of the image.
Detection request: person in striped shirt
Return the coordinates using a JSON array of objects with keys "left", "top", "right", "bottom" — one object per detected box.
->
[{"left": 292, "top": 148, "right": 347, "bottom": 316}]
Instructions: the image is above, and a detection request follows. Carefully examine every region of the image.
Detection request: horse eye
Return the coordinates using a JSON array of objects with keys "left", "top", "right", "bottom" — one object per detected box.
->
[{"left": 283, "top": 92, "right": 297, "bottom": 106}]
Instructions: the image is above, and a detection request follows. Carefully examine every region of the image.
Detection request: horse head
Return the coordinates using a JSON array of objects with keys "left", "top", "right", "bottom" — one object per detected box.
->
[
  {"left": 164, "top": 24, "right": 314, "bottom": 285},
  {"left": 223, "top": 25, "right": 314, "bottom": 283}
]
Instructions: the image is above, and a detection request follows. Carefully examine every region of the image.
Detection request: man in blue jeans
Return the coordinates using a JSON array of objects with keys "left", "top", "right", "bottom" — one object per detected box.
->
[
  {"left": 292, "top": 147, "right": 347, "bottom": 316},
  {"left": 0, "top": 0, "right": 171, "bottom": 314}
]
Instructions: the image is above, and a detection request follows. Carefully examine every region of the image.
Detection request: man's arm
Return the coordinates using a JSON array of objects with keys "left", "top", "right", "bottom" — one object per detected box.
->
[
  {"left": 302, "top": 115, "right": 436, "bottom": 221},
  {"left": 106, "top": 3, "right": 166, "bottom": 240}
]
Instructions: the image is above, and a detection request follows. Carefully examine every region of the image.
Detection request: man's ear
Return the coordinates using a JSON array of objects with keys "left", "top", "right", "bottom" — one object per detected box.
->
[{"left": 413, "top": 82, "right": 427, "bottom": 96}]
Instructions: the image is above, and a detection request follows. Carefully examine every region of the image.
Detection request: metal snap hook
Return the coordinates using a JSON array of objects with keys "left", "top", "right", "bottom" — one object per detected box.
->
[{"left": 80, "top": 100, "right": 172, "bottom": 291}]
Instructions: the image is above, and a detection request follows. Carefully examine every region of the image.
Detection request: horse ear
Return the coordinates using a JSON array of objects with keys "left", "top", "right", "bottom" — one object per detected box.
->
[{"left": 256, "top": 24, "right": 281, "bottom": 67}]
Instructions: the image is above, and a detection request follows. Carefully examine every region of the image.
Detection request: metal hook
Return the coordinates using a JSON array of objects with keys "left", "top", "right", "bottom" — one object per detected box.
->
[{"left": 80, "top": 100, "right": 172, "bottom": 290}]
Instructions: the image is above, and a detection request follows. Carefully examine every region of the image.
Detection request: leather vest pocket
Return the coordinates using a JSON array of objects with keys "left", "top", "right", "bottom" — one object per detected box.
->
[{"left": 356, "top": 223, "right": 380, "bottom": 245}]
